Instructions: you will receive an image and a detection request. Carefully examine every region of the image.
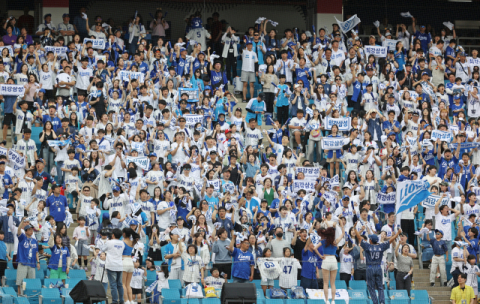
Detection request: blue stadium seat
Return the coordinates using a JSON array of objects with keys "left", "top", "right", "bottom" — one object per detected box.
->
[
  {"left": 349, "top": 300, "right": 367, "bottom": 304},
  {"left": 335, "top": 300, "right": 347, "bottom": 304},
  {"left": 334, "top": 280, "right": 347, "bottom": 290},
  {"left": 3, "top": 269, "right": 16, "bottom": 287},
  {"left": 2, "top": 287, "right": 17, "bottom": 296},
  {"left": 388, "top": 290, "right": 409, "bottom": 300},
  {"left": 288, "top": 299, "right": 305, "bottom": 304},
  {"left": 24, "top": 279, "right": 42, "bottom": 304},
  {"left": 273, "top": 280, "right": 280, "bottom": 288},
  {"left": 266, "top": 300, "right": 284, "bottom": 304},
  {"left": 391, "top": 300, "right": 410, "bottom": 304},
  {"left": 162, "top": 288, "right": 181, "bottom": 304},
  {"left": 31, "top": 127, "right": 43, "bottom": 150},
  {"left": 168, "top": 280, "right": 182, "bottom": 289},
  {"left": 40, "top": 288, "right": 62, "bottom": 304},
  {"left": 202, "top": 299, "right": 221, "bottom": 304},
  {"left": 2, "top": 294, "right": 14, "bottom": 304},
  {"left": 180, "top": 299, "right": 200, "bottom": 304},
  {"left": 256, "top": 289, "right": 266, "bottom": 299},
  {"left": 349, "top": 281, "right": 367, "bottom": 290},
  {"left": 307, "top": 300, "right": 326, "bottom": 304},
  {"left": 252, "top": 280, "right": 262, "bottom": 289},
  {"left": 68, "top": 269, "right": 87, "bottom": 279},
  {"left": 13, "top": 297, "right": 29, "bottom": 304},
  {"left": 348, "top": 290, "right": 369, "bottom": 300},
  {"left": 410, "top": 290, "right": 428, "bottom": 301},
  {"left": 35, "top": 270, "right": 45, "bottom": 285}
]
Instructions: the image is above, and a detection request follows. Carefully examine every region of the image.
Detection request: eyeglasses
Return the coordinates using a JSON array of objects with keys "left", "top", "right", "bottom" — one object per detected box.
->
[{"left": 254, "top": 34, "right": 259, "bottom": 36}]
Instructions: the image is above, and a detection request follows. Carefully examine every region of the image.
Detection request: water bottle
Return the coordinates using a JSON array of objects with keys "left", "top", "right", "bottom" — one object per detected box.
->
[{"left": 411, "top": 280, "right": 415, "bottom": 290}]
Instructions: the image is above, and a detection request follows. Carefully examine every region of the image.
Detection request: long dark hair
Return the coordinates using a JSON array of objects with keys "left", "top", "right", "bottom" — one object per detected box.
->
[
  {"left": 123, "top": 227, "right": 139, "bottom": 247},
  {"left": 318, "top": 227, "right": 336, "bottom": 247}
]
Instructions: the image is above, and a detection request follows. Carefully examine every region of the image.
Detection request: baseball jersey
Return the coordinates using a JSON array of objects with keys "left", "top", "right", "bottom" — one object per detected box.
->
[{"left": 279, "top": 258, "right": 302, "bottom": 289}]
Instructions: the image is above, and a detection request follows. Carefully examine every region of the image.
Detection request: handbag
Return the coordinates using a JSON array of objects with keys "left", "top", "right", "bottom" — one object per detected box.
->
[{"left": 290, "top": 286, "right": 306, "bottom": 299}]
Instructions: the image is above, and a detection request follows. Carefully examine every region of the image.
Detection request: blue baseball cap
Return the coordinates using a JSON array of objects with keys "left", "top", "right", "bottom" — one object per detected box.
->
[
  {"left": 130, "top": 219, "right": 138, "bottom": 226},
  {"left": 435, "top": 229, "right": 444, "bottom": 235},
  {"left": 39, "top": 89, "right": 46, "bottom": 93},
  {"left": 388, "top": 132, "right": 396, "bottom": 137},
  {"left": 246, "top": 41, "right": 253, "bottom": 45},
  {"left": 369, "top": 234, "right": 379, "bottom": 243},
  {"left": 342, "top": 195, "right": 349, "bottom": 201},
  {"left": 149, "top": 152, "right": 157, "bottom": 157},
  {"left": 180, "top": 47, "right": 187, "bottom": 52},
  {"left": 421, "top": 71, "right": 429, "bottom": 76},
  {"left": 204, "top": 85, "right": 212, "bottom": 91},
  {"left": 102, "top": 212, "right": 110, "bottom": 219},
  {"left": 24, "top": 225, "right": 34, "bottom": 231},
  {"left": 454, "top": 95, "right": 461, "bottom": 100},
  {"left": 112, "top": 186, "right": 120, "bottom": 192}
]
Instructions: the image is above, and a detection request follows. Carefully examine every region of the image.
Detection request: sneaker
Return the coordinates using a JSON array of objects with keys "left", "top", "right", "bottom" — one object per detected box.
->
[
  {"left": 325, "top": 301, "right": 330, "bottom": 304},
  {"left": 331, "top": 301, "right": 335, "bottom": 304},
  {"left": 242, "top": 100, "right": 247, "bottom": 103},
  {"left": 84, "top": 266, "right": 88, "bottom": 272},
  {"left": 430, "top": 283, "right": 435, "bottom": 287}
]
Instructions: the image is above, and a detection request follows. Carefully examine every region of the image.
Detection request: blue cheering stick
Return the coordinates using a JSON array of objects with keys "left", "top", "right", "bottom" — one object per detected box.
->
[{"left": 312, "top": 25, "right": 316, "bottom": 34}]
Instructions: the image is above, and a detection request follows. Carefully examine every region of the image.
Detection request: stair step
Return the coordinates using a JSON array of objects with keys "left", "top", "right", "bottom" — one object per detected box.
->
[{"left": 414, "top": 282, "right": 449, "bottom": 288}]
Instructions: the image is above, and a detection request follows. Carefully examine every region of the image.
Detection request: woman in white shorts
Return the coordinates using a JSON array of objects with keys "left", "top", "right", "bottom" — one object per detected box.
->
[
  {"left": 318, "top": 220, "right": 345, "bottom": 304},
  {"left": 122, "top": 228, "right": 137, "bottom": 304}
]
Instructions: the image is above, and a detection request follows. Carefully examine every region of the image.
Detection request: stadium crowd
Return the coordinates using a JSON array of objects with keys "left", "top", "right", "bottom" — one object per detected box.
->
[{"left": 0, "top": 7, "right": 479, "bottom": 304}]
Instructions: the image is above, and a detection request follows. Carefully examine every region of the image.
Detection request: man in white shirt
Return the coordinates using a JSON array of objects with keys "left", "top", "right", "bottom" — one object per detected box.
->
[
  {"left": 57, "top": 14, "right": 75, "bottom": 45},
  {"left": 75, "top": 57, "right": 93, "bottom": 95},
  {"left": 103, "top": 186, "right": 129, "bottom": 218},
  {"left": 157, "top": 200, "right": 174, "bottom": 232},
  {"left": 102, "top": 229, "right": 125, "bottom": 304},
  {"left": 241, "top": 41, "right": 258, "bottom": 103},
  {"left": 107, "top": 144, "right": 127, "bottom": 181},
  {"left": 454, "top": 52, "right": 471, "bottom": 83},
  {"left": 434, "top": 193, "right": 460, "bottom": 255}
]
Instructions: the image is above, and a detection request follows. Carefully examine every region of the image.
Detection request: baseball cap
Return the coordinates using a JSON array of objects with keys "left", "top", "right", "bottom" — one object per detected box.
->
[
  {"left": 342, "top": 184, "right": 352, "bottom": 190},
  {"left": 177, "top": 216, "right": 185, "bottom": 221},
  {"left": 24, "top": 225, "right": 34, "bottom": 231},
  {"left": 130, "top": 219, "right": 138, "bottom": 226},
  {"left": 421, "top": 71, "right": 429, "bottom": 76},
  {"left": 225, "top": 129, "right": 231, "bottom": 134},
  {"left": 62, "top": 13, "right": 70, "bottom": 18},
  {"left": 246, "top": 41, "right": 253, "bottom": 45},
  {"left": 44, "top": 14, "right": 51, "bottom": 19},
  {"left": 388, "top": 132, "right": 396, "bottom": 137},
  {"left": 258, "top": 92, "right": 265, "bottom": 99},
  {"left": 388, "top": 93, "right": 395, "bottom": 98},
  {"left": 435, "top": 229, "right": 444, "bottom": 235},
  {"left": 149, "top": 152, "right": 157, "bottom": 157},
  {"left": 112, "top": 186, "right": 120, "bottom": 192},
  {"left": 369, "top": 234, "right": 379, "bottom": 243},
  {"left": 35, "top": 159, "right": 45, "bottom": 164},
  {"left": 342, "top": 195, "right": 349, "bottom": 201},
  {"left": 6, "top": 204, "right": 14, "bottom": 209},
  {"left": 180, "top": 47, "right": 187, "bottom": 52},
  {"left": 405, "top": 62, "right": 412, "bottom": 67}
]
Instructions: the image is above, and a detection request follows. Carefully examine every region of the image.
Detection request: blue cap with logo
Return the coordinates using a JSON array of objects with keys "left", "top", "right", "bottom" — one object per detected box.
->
[{"left": 369, "top": 234, "right": 379, "bottom": 243}]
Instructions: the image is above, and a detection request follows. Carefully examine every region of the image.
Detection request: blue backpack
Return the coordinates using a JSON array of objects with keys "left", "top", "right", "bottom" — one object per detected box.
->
[{"left": 291, "top": 286, "right": 306, "bottom": 299}]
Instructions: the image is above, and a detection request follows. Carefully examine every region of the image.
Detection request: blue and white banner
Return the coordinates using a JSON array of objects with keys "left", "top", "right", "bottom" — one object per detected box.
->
[
  {"left": 0, "top": 85, "right": 25, "bottom": 96},
  {"left": 8, "top": 149, "right": 25, "bottom": 168},
  {"left": 45, "top": 46, "right": 68, "bottom": 55},
  {"left": 126, "top": 156, "right": 150, "bottom": 170},
  {"left": 0, "top": 147, "right": 7, "bottom": 156},
  {"left": 207, "top": 179, "right": 221, "bottom": 191},
  {"left": 396, "top": 180, "right": 432, "bottom": 214},
  {"left": 292, "top": 179, "right": 316, "bottom": 193},
  {"left": 83, "top": 38, "right": 106, "bottom": 50},
  {"left": 335, "top": 14, "right": 361, "bottom": 34},
  {"left": 295, "top": 167, "right": 320, "bottom": 179},
  {"left": 119, "top": 70, "right": 145, "bottom": 84},
  {"left": 322, "top": 191, "right": 337, "bottom": 204},
  {"left": 365, "top": 46, "right": 387, "bottom": 58},
  {"left": 184, "top": 114, "right": 204, "bottom": 126},
  {"left": 377, "top": 192, "right": 396, "bottom": 204},
  {"left": 449, "top": 142, "right": 480, "bottom": 153},
  {"left": 306, "top": 107, "right": 314, "bottom": 117},
  {"left": 449, "top": 124, "right": 459, "bottom": 132},
  {"left": 431, "top": 130, "right": 453, "bottom": 143},
  {"left": 405, "top": 136, "right": 417, "bottom": 147},
  {"left": 47, "top": 139, "right": 72, "bottom": 147},
  {"left": 384, "top": 39, "right": 399, "bottom": 51},
  {"left": 472, "top": 187, "right": 480, "bottom": 199},
  {"left": 321, "top": 137, "right": 345, "bottom": 150},
  {"left": 179, "top": 88, "right": 200, "bottom": 102},
  {"left": 421, "top": 194, "right": 450, "bottom": 208},
  {"left": 131, "top": 141, "right": 145, "bottom": 152},
  {"left": 95, "top": 55, "right": 107, "bottom": 64},
  {"left": 325, "top": 117, "right": 351, "bottom": 131},
  {"left": 329, "top": 175, "right": 339, "bottom": 188}
]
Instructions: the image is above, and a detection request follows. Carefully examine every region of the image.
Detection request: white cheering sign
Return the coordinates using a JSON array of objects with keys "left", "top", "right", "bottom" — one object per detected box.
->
[
  {"left": 45, "top": 46, "right": 68, "bottom": 55},
  {"left": 126, "top": 156, "right": 150, "bottom": 170},
  {"left": 292, "top": 179, "right": 316, "bottom": 192},
  {"left": 83, "top": 38, "right": 106, "bottom": 50},
  {"left": 184, "top": 114, "right": 204, "bottom": 126},
  {"left": 364, "top": 46, "right": 387, "bottom": 58},
  {"left": 0, "top": 85, "right": 25, "bottom": 96},
  {"left": 295, "top": 167, "right": 320, "bottom": 179},
  {"left": 321, "top": 137, "right": 345, "bottom": 150},
  {"left": 325, "top": 117, "right": 351, "bottom": 131}
]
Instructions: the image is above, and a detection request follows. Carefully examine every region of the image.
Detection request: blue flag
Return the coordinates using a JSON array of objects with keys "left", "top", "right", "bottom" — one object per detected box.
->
[{"left": 396, "top": 180, "right": 432, "bottom": 214}]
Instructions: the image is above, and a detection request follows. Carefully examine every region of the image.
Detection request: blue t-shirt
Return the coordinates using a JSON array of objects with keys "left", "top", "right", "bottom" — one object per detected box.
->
[
  {"left": 3, "top": 96, "right": 17, "bottom": 114},
  {"left": 0, "top": 174, "right": 12, "bottom": 199},
  {"left": 301, "top": 249, "right": 319, "bottom": 279},
  {"left": 415, "top": 31, "right": 432, "bottom": 53},
  {"left": 46, "top": 194, "right": 68, "bottom": 222},
  {"left": 321, "top": 239, "right": 337, "bottom": 255},
  {"left": 232, "top": 247, "right": 254, "bottom": 280},
  {"left": 17, "top": 233, "right": 39, "bottom": 267},
  {"left": 0, "top": 241, "right": 6, "bottom": 260}
]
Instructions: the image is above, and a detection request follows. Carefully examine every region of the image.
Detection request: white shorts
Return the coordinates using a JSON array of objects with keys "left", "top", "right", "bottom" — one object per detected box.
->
[
  {"left": 321, "top": 256, "right": 338, "bottom": 271},
  {"left": 122, "top": 256, "right": 134, "bottom": 273}
]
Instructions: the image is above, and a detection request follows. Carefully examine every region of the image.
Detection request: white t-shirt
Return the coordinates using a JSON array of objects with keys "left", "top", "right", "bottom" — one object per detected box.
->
[
  {"left": 451, "top": 247, "right": 465, "bottom": 273},
  {"left": 156, "top": 201, "right": 171, "bottom": 229},
  {"left": 76, "top": 66, "right": 94, "bottom": 90},
  {"left": 289, "top": 117, "right": 307, "bottom": 133},
  {"left": 245, "top": 128, "right": 263, "bottom": 147},
  {"left": 104, "top": 239, "right": 125, "bottom": 271},
  {"left": 186, "top": 28, "right": 211, "bottom": 51},
  {"left": 435, "top": 212, "right": 456, "bottom": 241},
  {"left": 241, "top": 50, "right": 258, "bottom": 72}
]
